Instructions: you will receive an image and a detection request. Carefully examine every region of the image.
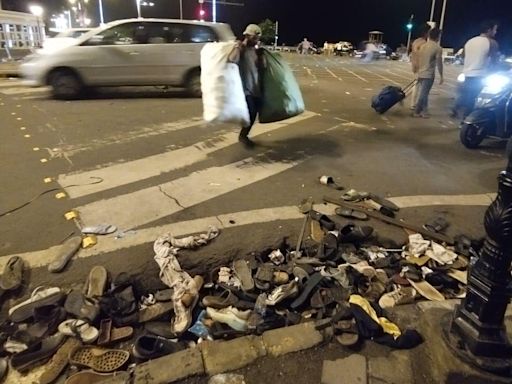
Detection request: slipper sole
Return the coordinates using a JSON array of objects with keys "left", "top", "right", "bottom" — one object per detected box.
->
[
  {"left": 85, "top": 266, "right": 108, "bottom": 298},
  {"left": 233, "top": 260, "right": 254, "bottom": 292},
  {"left": 69, "top": 347, "right": 129, "bottom": 373},
  {"left": 9, "top": 291, "right": 65, "bottom": 323},
  {"left": 48, "top": 236, "right": 82, "bottom": 273}
]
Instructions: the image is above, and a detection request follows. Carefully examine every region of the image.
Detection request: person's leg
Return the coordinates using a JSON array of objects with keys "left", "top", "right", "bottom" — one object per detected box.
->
[
  {"left": 421, "top": 78, "right": 434, "bottom": 116},
  {"left": 239, "top": 95, "right": 258, "bottom": 147},
  {"left": 462, "top": 77, "right": 484, "bottom": 118},
  {"left": 414, "top": 78, "right": 433, "bottom": 115}
]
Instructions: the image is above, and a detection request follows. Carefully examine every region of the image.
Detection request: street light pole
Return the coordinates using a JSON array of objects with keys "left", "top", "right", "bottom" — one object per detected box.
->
[
  {"left": 136, "top": 0, "right": 141, "bottom": 18},
  {"left": 212, "top": 0, "right": 216, "bottom": 22},
  {"left": 98, "top": 0, "right": 104, "bottom": 24},
  {"left": 430, "top": 0, "right": 436, "bottom": 22},
  {"left": 179, "top": 0, "right": 183, "bottom": 19},
  {"left": 406, "top": 14, "right": 414, "bottom": 55},
  {"left": 439, "top": 0, "right": 447, "bottom": 30},
  {"left": 274, "top": 20, "right": 278, "bottom": 49}
]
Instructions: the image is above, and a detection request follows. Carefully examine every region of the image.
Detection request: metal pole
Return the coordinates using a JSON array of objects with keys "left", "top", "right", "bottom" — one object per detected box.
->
[
  {"left": 66, "top": 11, "right": 72, "bottom": 28},
  {"left": 406, "top": 30, "right": 412, "bottom": 54},
  {"left": 37, "top": 18, "right": 41, "bottom": 47},
  {"left": 179, "top": 0, "right": 183, "bottom": 19},
  {"left": 439, "top": 0, "right": 447, "bottom": 30},
  {"left": 99, "top": 0, "right": 104, "bottom": 24},
  {"left": 212, "top": 0, "right": 216, "bottom": 22},
  {"left": 430, "top": 0, "right": 436, "bottom": 21},
  {"left": 136, "top": 0, "right": 141, "bottom": 18},
  {"left": 274, "top": 20, "right": 278, "bottom": 49}
]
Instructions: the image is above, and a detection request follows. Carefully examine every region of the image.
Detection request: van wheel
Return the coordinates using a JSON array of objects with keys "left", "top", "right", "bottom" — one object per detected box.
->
[
  {"left": 49, "top": 70, "right": 83, "bottom": 100},
  {"left": 186, "top": 70, "right": 201, "bottom": 98}
]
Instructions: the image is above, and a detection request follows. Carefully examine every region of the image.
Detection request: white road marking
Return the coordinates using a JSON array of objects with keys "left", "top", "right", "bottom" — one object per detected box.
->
[
  {"left": 0, "top": 87, "right": 49, "bottom": 95},
  {"left": 59, "top": 111, "right": 318, "bottom": 198},
  {"left": 55, "top": 117, "right": 204, "bottom": 156},
  {"left": 0, "top": 193, "right": 497, "bottom": 270},
  {"left": 325, "top": 68, "right": 343, "bottom": 81},
  {"left": 76, "top": 157, "right": 303, "bottom": 229},
  {"left": 341, "top": 67, "right": 369, "bottom": 83},
  {"left": 360, "top": 68, "right": 400, "bottom": 85}
]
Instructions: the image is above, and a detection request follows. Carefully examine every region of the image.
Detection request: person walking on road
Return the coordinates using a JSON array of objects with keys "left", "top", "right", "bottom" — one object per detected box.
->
[
  {"left": 229, "top": 24, "right": 264, "bottom": 148},
  {"left": 413, "top": 28, "right": 443, "bottom": 118},
  {"left": 410, "top": 24, "right": 431, "bottom": 110},
  {"left": 451, "top": 20, "right": 499, "bottom": 119}
]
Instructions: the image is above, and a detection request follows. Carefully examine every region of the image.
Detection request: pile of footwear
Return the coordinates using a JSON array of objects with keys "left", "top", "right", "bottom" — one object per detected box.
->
[{"left": 0, "top": 185, "right": 476, "bottom": 382}]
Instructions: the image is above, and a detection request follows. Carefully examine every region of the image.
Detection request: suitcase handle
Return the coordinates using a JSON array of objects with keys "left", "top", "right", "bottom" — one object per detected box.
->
[{"left": 402, "top": 79, "right": 417, "bottom": 94}]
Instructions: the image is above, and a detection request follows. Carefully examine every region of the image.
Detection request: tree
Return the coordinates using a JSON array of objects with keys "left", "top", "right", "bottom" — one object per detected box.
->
[{"left": 258, "top": 19, "right": 276, "bottom": 45}]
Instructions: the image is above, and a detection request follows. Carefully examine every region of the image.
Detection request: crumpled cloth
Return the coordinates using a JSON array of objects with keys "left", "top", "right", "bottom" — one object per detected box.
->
[
  {"left": 425, "top": 241, "right": 458, "bottom": 265},
  {"left": 154, "top": 226, "right": 219, "bottom": 333},
  {"left": 405, "top": 234, "right": 430, "bottom": 257},
  {"left": 349, "top": 294, "right": 401, "bottom": 338}
]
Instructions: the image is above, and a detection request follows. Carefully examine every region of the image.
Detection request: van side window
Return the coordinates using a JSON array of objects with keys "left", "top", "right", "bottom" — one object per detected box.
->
[
  {"left": 187, "top": 25, "right": 217, "bottom": 43},
  {"left": 87, "top": 23, "right": 141, "bottom": 45}
]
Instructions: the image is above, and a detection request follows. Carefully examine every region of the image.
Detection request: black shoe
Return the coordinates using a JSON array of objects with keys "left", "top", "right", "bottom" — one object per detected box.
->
[
  {"left": 10, "top": 333, "right": 65, "bottom": 372},
  {"left": 132, "top": 334, "right": 184, "bottom": 360},
  {"left": 239, "top": 135, "right": 255, "bottom": 149}
]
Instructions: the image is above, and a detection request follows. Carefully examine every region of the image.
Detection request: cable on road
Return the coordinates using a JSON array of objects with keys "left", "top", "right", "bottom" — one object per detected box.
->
[{"left": 0, "top": 177, "right": 104, "bottom": 218}]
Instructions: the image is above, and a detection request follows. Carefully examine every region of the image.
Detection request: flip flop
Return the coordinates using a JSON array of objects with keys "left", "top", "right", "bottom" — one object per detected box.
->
[
  {"left": 39, "top": 338, "right": 81, "bottom": 384},
  {"left": 319, "top": 175, "right": 343, "bottom": 190},
  {"left": 423, "top": 217, "right": 449, "bottom": 233},
  {"left": 335, "top": 319, "right": 359, "bottom": 347},
  {"left": 310, "top": 220, "right": 325, "bottom": 242},
  {"left": 309, "top": 210, "right": 336, "bottom": 231},
  {"left": 407, "top": 279, "right": 445, "bottom": 302},
  {"left": 233, "top": 260, "right": 254, "bottom": 292},
  {"left": 298, "top": 197, "right": 314, "bottom": 214},
  {"left": 0, "top": 256, "right": 24, "bottom": 291},
  {"left": 81, "top": 224, "right": 117, "bottom": 235},
  {"left": 342, "top": 189, "right": 369, "bottom": 202},
  {"left": 334, "top": 208, "right": 368, "bottom": 220},
  {"left": 98, "top": 319, "right": 134, "bottom": 346},
  {"left": 368, "top": 193, "right": 400, "bottom": 212},
  {"left": 64, "top": 370, "right": 130, "bottom": 384},
  {"left": 69, "top": 346, "right": 130, "bottom": 373},
  {"left": 202, "top": 289, "right": 239, "bottom": 309},
  {"left": 83, "top": 266, "right": 108, "bottom": 299},
  {"left": 48, "top": 236, "right": 82, "bottom": 273},
  {"left": 290, "top": 272, "right": 323, "bottom": 310},
  {"left": 9, "top": 287, "right": 65, "bottom": 323},
  {"left": 58, "top": 319, "right": 99, "bottom": 343}
]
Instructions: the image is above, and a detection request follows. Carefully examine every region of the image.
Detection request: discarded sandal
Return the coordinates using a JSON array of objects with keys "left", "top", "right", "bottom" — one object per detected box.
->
[
  {"left": 10, "top": 333, "right": 65, "bottom": 372},
  {"left": 334, "top": 207, "right": 368, "bottom": 221},
  {"left": 339, "top": 224, "right": 373, "bottom": 243},
  {"left": 39, "top": 337, "right": 81, "bottom": 384},
  {"left": 319, "top": 175, "right": 343, "bottom": 190},
  {"left": 83, "top": 266, "right": 108, "bottom": 299},
  {"left": 58, "top": 319, "right": 99, "bottom": 343},
  {"left": 47, "top": 236, "right": 82, "bottom": 273},
  {"left": 423, "top": 217, "right": 449, "bottom": 233},
  {"left": 64, "top": 370, "right": 130, "bottom": 384},
  {"left": 309, "top": 210, "right": 336, "bottom": 231},
  {"left": 202, "top": 289, "right": 239, "bottom": 309},
  {"left": 232, "top": 260, "right": 254, "bottom": 292},
  {"left": 342, "top": 189, "right": 369, "bottom": 202},
  {"left": 138, "top": 301, "right": 174, "bottom": 323},
  {"left": 97, "top": 318, "right": 134, "bottom": 346},
  {"left": 9, "top": 286, "right": 65, "bottom": 323},
  {"left": 334, "top": 319, "right": 359, "bottom": 347},
  {"left": 81, "top": 224, "right": 117, "bottom": 235},
  {"left": 69, "top": 346, "right": 130, "bottom": 373},
  {"left": 0, "top": 256, "right": 24, "bottom": 291}
]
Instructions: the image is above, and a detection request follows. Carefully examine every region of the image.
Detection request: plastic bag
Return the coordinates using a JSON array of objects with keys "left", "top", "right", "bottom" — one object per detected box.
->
[
  {"left": 201, "top": 42, "right": 250, "bottom": 126},
  {"left": 259, "top": 49, "right": 305, "bottom": 123}
]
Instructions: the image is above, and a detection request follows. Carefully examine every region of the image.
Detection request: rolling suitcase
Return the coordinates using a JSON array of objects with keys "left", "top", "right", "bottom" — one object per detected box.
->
[{"left": 371, "top": 80, "right": 416, "bottom": 114}]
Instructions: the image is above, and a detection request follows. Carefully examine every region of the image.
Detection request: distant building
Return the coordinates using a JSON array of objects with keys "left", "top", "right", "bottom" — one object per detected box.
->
[{"left": 1, "top": 9, "right": 46, "bottom": 50}]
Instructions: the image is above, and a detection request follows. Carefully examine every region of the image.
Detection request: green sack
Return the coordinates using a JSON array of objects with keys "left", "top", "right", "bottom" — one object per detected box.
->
[{"left": 259, "top": 49, "right": 305, "bottom": 124}]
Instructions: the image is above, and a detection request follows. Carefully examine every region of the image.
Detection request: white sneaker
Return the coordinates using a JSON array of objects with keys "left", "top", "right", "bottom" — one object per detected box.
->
[
  {"left": 206, "top": 307, "right": 251, "bottom": 331},
  {"left": 378, "top": 287, "right": 416, "bottom": 309}
]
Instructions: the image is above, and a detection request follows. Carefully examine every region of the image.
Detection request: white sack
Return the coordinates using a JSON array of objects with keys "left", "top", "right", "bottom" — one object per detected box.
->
[{"left": 201, "top": 42, "right": 250, "bottom": 126}]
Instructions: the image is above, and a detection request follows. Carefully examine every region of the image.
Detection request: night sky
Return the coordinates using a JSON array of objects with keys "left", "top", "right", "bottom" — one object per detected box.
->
[{"left": 3, "top": 0, "right": 512, "bottom": 52}]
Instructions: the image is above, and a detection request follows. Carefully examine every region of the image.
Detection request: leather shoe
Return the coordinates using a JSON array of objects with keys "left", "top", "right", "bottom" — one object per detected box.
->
[{"left": 132, "top": 334, "right": 184, "bottom": 360}]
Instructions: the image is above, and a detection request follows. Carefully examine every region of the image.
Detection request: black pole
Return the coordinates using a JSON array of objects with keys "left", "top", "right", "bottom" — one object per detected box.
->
[{"left": 445, "top": 154, "right": 512, "bottom": 374}]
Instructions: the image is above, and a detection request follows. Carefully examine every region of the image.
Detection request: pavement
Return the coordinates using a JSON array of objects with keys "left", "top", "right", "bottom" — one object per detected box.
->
[{"left": 0, "top": 53, "right": 510, "bottom": 383}]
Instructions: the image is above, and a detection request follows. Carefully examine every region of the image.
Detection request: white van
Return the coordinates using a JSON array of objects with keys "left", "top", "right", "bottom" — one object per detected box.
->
[{"left": 20, "top": 19, "right": 235, "bottom": 99}]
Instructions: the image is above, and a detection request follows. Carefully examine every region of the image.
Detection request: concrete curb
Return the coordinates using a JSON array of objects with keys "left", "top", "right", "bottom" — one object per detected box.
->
[{"left": 132, "top": 322, "right": 324, "bottom": 383}]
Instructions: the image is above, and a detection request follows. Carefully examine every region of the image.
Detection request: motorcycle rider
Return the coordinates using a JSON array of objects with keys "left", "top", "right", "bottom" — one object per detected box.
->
[{"left": 451, "top": 20, "right": 500, "bottom": 119}]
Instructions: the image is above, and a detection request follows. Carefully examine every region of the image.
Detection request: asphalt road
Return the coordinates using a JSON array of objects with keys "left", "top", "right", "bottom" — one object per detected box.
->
[{"left": 0, "top": 53, "right": 505, "bottom": 291}]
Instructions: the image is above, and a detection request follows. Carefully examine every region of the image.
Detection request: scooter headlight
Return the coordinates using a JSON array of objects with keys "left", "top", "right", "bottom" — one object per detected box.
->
[
  {"left": 457, "top": 73, "right": 465, "bottom": 83},
  {"left": 483, "top": 74, "right": 510, "bottom": 94}
]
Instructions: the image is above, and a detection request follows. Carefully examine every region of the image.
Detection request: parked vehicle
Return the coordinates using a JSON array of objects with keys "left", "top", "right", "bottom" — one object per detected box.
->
[
  {"left": 42, "top": 28, "right": 92, "bottom": 53},
  {"left": 460, "top": 72, "right": 512, "bottom": 149},
  {"left": 20, "top": 19, "right": 235, "bottom": 99},
  {"left": 334, "top": 41, "right": 353, "bottom": 56}
]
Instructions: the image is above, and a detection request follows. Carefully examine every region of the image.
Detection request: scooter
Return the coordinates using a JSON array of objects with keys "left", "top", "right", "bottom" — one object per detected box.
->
[{"left": 460, "top": 72, "right": 512, "bottom": 149}]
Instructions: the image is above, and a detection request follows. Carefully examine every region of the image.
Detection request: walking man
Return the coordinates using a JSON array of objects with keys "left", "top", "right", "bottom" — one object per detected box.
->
[
  {"left": 452, "top": 20, "right": 499, "bottom": 118},
  {"left": 413, "top": 28, "right": 443, "bottom": 118},
  {"left": 410, "top": 24, "right": 431, "bottom": 110},
  {"left": 229, "top": 24, "right": 264, "bottom": 148}
]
